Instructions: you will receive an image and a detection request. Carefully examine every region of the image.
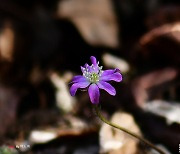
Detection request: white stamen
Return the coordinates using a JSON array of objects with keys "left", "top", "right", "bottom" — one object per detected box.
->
[{"left": 82, "top": 62, "right": 103, "bottom": 83}]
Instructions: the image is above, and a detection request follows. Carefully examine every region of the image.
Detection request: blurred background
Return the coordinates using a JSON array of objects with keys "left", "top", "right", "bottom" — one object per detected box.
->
[{"left": 0, "top": 0, "right": 180, "bottom": 153}]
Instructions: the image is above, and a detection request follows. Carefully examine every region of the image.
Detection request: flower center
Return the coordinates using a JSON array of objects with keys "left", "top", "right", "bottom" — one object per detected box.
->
[
  {"left": 82, "top": 63, "right": 103, "bottom": 83},
  {"left": 89, "top": 73, "right": 99, "bottom": 83}
]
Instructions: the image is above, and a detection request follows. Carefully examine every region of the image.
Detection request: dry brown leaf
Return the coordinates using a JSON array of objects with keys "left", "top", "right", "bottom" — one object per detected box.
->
[
  {"left": 132, "top": 68, "right": 177, "bottom": 107},
  {"left": 99, "top": 112, "right": 141, "bottom": 154},
  {"left": 146, "top": 6, "right": 180, "bottom": 30},
  {"left": 0, "top": 21, "right": 15, "bottom": 62},
  {"left": 140, "top": 22, "right": 180, "bottom": 45},
  {"left": 0, "top": 86, "right": 19, "bottom": 136},
  {"left": 102, "top": 53, "right": 130, "bottom": 73},
  {"left": 137, "top": 22, "right": 180, "bottom": 67},
  {"left": 57, "top": 0, "right": 119, "bottom": 48}
]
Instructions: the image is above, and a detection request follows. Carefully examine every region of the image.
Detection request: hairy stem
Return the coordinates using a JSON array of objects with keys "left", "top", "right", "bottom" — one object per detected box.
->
[{"left": 94, "top": 105, "right": 165, "bottom": 154}]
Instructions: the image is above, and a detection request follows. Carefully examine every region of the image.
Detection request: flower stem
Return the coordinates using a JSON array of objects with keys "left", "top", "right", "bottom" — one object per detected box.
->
[{"left": 94, "top": 105, "right": 165, "bottom": 154}]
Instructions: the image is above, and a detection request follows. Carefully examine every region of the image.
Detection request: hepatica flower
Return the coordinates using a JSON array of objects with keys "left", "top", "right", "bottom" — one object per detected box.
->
[
  {"left": 70, "top": 56, "right": 122, "bottom": 104},
  {"left": 69, "top": 57, "right": 165, "bottom": 154}
]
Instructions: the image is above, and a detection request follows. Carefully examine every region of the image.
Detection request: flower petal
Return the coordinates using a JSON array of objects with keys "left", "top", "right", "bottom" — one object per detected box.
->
[
  {"left": 97, "top": 81, "right": 116, "bottom": 96},
  {"left": 81, "top": 66, "right": 84, "bottom": 72},
  {"left": 102, "top": 69, "right": 120, "bottom": 76},
  {"left": 90, "top": 56, "right": 97, "bottom": 65},
  {"left": 70, "top": 81, "right": 90, "bottom": 96},
  {"left": 84, "top": 63, "right": 89, "bottom": 67},
  {"left": 100, "top": 72, "right": 122, "bottom": 82},
  {"left": 81, "top": 63, "right": 90, "bottom": 73},
  {"left": 71, "top": 75, "right": 87, "bottom": 83},
  {"left": 88, "top": 84, "right": 100, "bottom": 104}
]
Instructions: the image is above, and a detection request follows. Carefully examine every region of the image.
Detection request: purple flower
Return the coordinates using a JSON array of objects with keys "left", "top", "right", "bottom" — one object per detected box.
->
[{"left": 70, "top": 56, "right": 122, "bottom": 104}]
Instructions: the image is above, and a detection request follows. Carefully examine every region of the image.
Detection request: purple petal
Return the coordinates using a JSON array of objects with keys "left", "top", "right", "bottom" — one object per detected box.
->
[
  {"left": 88, "top": 83, "right": 100, "bottom": 104},
  {"left": 81, "top": 64, "right": 90, "bottom": 73},
  {"left": 97, "top": 81, "right": 116, "bottom": 96},
  {"left": 102, "top": 70, "right": 115, "bottom": 76},
  {"left": 87, "top": 65, "right": 93, "bottom": 72},
  {"left": 102, "top": 69, "right": 120, "bottom": 76},
  {"left": 84, "top": 64, "right": 98, "bottom": 74},
  {"left": 70, "top": 81, "right": 90, "bottom": 96},
  {"left": 81, "top": 66, "right": 85, "bottom": 73},
  {"left": 100, "top": 72, "right": 122, "bottom": 82},
  {"left": 81, "top": 66, "right": 84, "bottom": 70},
  {"left": 71, "top": 75, "right": 87, "bottom": 83},
  {"left": 84, "top": 63, "right": 89, "bottom": 67},
  {"left": 90, "top": 56, "right": 97, "bottom": 65}
]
